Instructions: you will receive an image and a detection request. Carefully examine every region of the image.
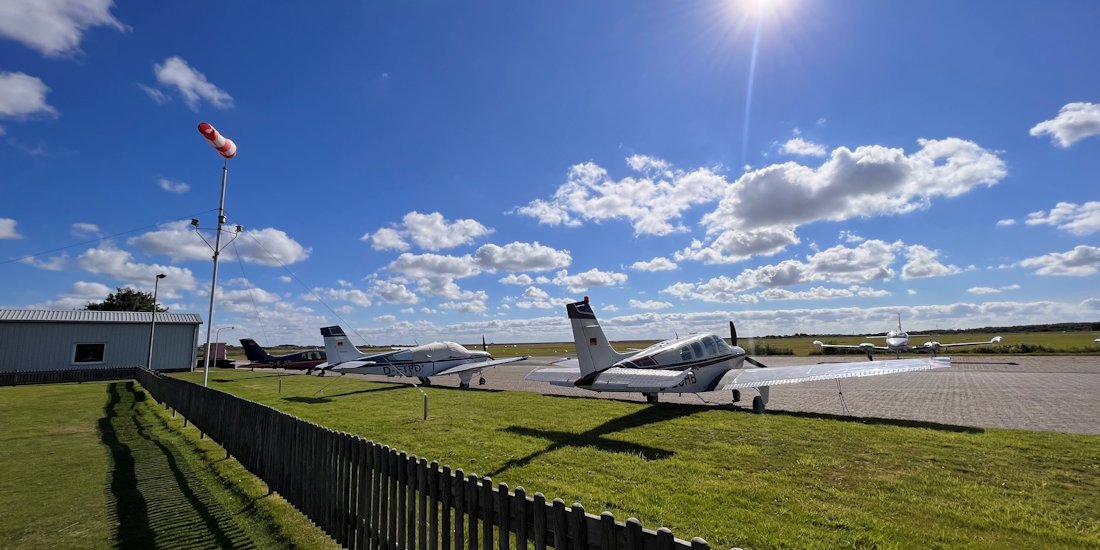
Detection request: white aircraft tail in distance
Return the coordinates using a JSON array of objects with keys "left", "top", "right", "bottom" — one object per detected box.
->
[
  {"left": 527, "top": 297, "right": 951, "bottom": 412},
  {"left": 813, "top": 313, "right": 1003, "bottom": 360},
  {"left": 317, "top": 326, "right": 528, "bottom": 387}
]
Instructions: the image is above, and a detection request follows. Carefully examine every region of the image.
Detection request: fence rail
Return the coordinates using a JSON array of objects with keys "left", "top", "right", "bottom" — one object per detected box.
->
[
  {"left": 129, "top": 368, "right": 712, "bottom": 550},
  {"left": 0, "top": 367, "right": 140, "bottom": 386}
]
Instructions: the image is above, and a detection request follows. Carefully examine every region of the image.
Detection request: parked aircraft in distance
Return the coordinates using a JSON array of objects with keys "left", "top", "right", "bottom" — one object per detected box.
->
[
  {"left": 526, "top": 297, "right": 950, "bottom": 412},
  {"left": 813, "top": 314, "right": 1002, "bottom": 361},
  {"left": 315, "top": 326, "right": 528, "bottom": 387},
  {"left": 239, "top": 338, "right": 327, "bottom": 370}
]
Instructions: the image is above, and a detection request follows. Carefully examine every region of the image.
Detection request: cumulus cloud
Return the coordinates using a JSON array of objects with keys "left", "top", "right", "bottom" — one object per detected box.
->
[
  {"left": 629, "top": 299, "right": 672, "bottom": 310},
  {"left": 370, "top": 279, "right": 419, "bottom": 304},
  {"left": 0, "top": 217, "right": 22, "bottom": 239},
  {"left": 153, "top": 56, "right": 233, "bottom": 110},
  {"left": 75, "top": 243, "right": 196, "bottom": 296},
  {"left": 901, "top": 245, "right": 962, "bottom": 279},
  {"left": 1029, "top": 102, "right": 1100, "bottom": 147},
  {"left": 71, "top": 222, "right": 100, "bottom": 237},
  {"left": 0, "top": 0, "right": 125, "bottom": 57},
  {"left": 388, "top": 252, "right": 480, "bottom": 280},
  {"left": 439, "top": 290, "right": 488, "bottom": 314},
  {"left": 19, "top": 253, "right": 67, "bottom": 271},
  {"left": 968, "top": 284, "right": 1021, "bottom": 295},
  {"left": 127, "top": 221, "right": 310, "bottom": 266},
  {"left": 1025, "top": 201, "right": 1100, "bottom": 235},
  {"left": 780, "top": 137, "right": 826, "bottom": 157},
  {"left": 1019, "top": 245, "right": 1100, "bottom": 276},
  {"left": 0, "top": 72, "right": 57, "bottom": 120},
  {"left": 364, "top": 211, "right": 492, "bottom": 251},
  {"left": 27, "top": 281, "right": 113, "bottom": 310},
  {"left": 516, "top": 156, "right": 728, "bottom": 236},
  {"left": 474, "top": 241, "right": 571, "bottom": 272},
  {"left": 630, "top": 257, "right": 678, "bottom": 272},
  {"left": 307, "top": 287, "right": 372, "bottom": 308},
  {"left": 498, "top": 273, "right": 533, "bottom": 285},
  {"left": 996, "top": 218, "right": 1016, "bottom": 227},
  {"left": 157, "top": 177, "right": 190, "bottom": 194},
  {"left": 552, "top": 268, "right": 628, "bottom": 293}
]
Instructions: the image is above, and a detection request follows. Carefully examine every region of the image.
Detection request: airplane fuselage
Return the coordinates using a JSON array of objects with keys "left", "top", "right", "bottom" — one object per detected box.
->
[
  {"left": 580, "top": 333, "right": 748, "bottom": 393},
  {"left": 337, "top": 355, "right": 491, "bottom": 378}
]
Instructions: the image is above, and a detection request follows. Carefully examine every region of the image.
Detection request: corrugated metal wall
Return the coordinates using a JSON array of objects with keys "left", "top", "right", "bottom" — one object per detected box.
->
[{"left": 0, "top": 321, "right": 199, "bottom": 372}]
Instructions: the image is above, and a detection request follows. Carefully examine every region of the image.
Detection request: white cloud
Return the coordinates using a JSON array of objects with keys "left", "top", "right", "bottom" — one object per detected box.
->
[
  {"left": 630, "top": 257, "right": 678, "bottom": 272},
  {"left": 71, "top": 222, "right": 100, "bottom": 237},
  {"left": 367, "top": 227, "right": 409, "bottom": 251},
  {"left": 629, "top": 299, "right": 672, "bottom": 310},
  {"left": 1025, "top": 201, "right": 1100, "bottom": 235},
  {"left": 901, "top": 245, "right": 962, "bottom": 279},
  {"left": 0, "top": 0, "right": 125, "bottom": 57},
  {"left": 374, "top": 314, "right": 397, "bottom": 324},
  {"left": 371, "top": 279, "right": 419, "bottom": 304},
  {"left": 996, "top": 218, "right": 1016, "bottom": 227},
  {"left": 278, "top": 275, "right": 292, "bottom": 283},
  {"left": 1029, "top": 102, "right": 1100, "bottom": 148},
  {"left": 523, "top": 286, "right": 550, "bottom": 300},
  {"left": 838, "top": 230, "right": 864, "bottom": 243},
  {"left": 0, "top": 218, "right": 23, "bottom": 239},
  {"left": 906, "top": 289, "right": 917, "bottom": 295},
  {"left": 307, "top": 287, "right": 372, "bottom": 308},
  {"left": 674, "top": 227, "right": 801, "bottom": 264},
  {"left": 364, "top": 211, "right": 492, "bottom": 251},
  {"left": 752, "top": 285, "right": 890, "bottom": 302},
  {"left": 780, "top": 137, "right": 826, "bottom": 157},
  {"left": 19, "top": 253, "right": 67, "bottom": 271},
  {"left": 388, "top": 252, "right": 480, "bottom": 279},
  {"left": 157, "top": 177, "right": 190, "bottom": 194},
  {"left": 498, "top": 273, "right": 534, "bottom": 285},
  {"left": 75, "top": 243, "right": 196, "bottom": 296},
  {"left": 127, "top": 221, "right": 310, "bottom": 266},
  {"left": 552, "top": 268, "right": 628, "bottom": 293},
  {"left": 153, "top": 56, "right": 233, "bottom": 111},
  {"left": 439, "top": 290, "right": 488, "bottom": 314},
  {"left": 27, "top": 281, "right": 113, "bottom": 310},
  {"left": 474, "top": 241, "right": 572, "bottom": 272},
  {"left": 514, "top": 286, "right": 571, "bottom": 310},
  {"left": 1019, "top": 245, "right": 1100, "bottom": 276},
  {"left": 968, "top": 284, "right": 1021, "bottom": 295},
  {"left": 516, "top": 158, "right": 729, "bottom": 236},
  {"left": 138, "top": 84, "right": 169, "bottom": 105},
  {"left": 0, "top": 72, "right": 57, "bottom": 120}
]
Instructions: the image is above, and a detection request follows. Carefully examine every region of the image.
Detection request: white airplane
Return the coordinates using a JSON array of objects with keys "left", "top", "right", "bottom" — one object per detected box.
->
[
  {"left": 526, "top": 297, "right": 951, "bottom": 412},
  {"left": 315, "top": 326, "right": 528, "bottom": 387},
  {"left": 813, "top": 314, "right": 1002, "bottom": 361}
]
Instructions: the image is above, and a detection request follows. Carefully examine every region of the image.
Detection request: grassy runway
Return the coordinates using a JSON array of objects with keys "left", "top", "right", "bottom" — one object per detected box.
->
[{"left": 186, "top": 369, "right": 1100, "bottom": 549}]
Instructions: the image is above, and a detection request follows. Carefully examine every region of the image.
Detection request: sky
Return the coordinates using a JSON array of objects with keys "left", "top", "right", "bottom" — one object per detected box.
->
[{"left": 1, "top": 0, "right": 1099, "bottom": 345}]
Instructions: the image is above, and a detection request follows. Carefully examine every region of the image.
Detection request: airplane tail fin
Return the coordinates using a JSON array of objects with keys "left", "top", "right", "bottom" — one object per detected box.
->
[
  {"left": 320, "top": 326, "right": 364, "bottom": 365},
  {"left": 566, "top": 297, "right": 631, "bottom": 376},
  {"left": 240, "top": 339, "right": 273, "bottom": 362}
]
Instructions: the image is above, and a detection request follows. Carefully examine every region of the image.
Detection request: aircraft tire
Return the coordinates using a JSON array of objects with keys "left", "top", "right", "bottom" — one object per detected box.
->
[
  {"left": 479, "top": 377, "right": 486, "bottom": 385},
  {"left": 419, "top": 377, "right": 431, "bottom": 386},
  {"left": 752, "top": 395, "right": 765, "bottom": 414},
  {"left": 644, "top": 393, "right": 658, "bottom": 404},
  {"left": 732, "top": 389, "right": 741, "bottom": 403},
  {"left": 459, "top": 381, "right": 470, "bottom": 389}
]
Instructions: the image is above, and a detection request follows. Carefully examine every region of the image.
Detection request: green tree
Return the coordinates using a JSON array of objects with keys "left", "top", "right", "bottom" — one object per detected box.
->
[{"left": 85, "top": 287, "right": 168, "bottom": 312}]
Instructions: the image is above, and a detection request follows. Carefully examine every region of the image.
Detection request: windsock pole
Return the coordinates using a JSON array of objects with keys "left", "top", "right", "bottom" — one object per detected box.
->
[{"left": 196, "top": 122, "right": 237, "bottom": 388}]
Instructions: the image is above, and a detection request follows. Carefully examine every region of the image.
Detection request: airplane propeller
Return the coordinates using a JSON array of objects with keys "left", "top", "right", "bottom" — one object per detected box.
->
[
  {"left": 731, "top": 321, "right": 767, "bottom": 368},
  {"left": 482, "top": 335, "right": 488, "bottom": 352}
]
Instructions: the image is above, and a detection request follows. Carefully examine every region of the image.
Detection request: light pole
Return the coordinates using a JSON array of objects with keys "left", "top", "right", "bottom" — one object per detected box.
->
[
  {"left": 214, "top": 326, "right": 235, "bottom": 368},
  {"left": 146, "top": 273, "right": 167, "bottom": 371}
]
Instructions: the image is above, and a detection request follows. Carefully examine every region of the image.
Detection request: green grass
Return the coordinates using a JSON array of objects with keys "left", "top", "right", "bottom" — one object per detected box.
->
[
  {"left": 0, "top": 380, "right": 340, "bottom": 550},
  {"left": 186, "top": 370, "right": 1100, "bottom": 549}
]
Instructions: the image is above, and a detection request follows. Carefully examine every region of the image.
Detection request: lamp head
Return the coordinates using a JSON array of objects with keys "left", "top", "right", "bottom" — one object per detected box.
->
[
  {"left": 190, "top": 218, "right": 200, "bottom": 227},
  {"left": 156, "top": 273, "right": 167, "bottom": 279}
]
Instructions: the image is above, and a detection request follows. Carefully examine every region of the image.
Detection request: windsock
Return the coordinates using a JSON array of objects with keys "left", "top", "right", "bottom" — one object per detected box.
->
[{"left": 197, "top": 122, "right": 237, "bottom": 159}]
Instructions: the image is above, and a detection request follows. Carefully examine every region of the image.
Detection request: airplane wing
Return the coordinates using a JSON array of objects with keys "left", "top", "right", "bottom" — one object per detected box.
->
[
  {"left": 526, "top": 367, "right": 584, "bottom": 386},
  {"left": 525, "top": 366, "right": 690, "bottom": 392},
  {"left": 719, "top": 357, "right": 951, "bottom": 389},
  {"left": 813, "top": 342, "right": 891, "bottom": 352},
  {"left": 924, "top": 337, "right": 1002, "bottom": 349},
  {"left": 434, "top": 356, "right": 529, "bottom": 376},
  {"left": 550, "top": 358, "right": 579, "bottom": 368}
]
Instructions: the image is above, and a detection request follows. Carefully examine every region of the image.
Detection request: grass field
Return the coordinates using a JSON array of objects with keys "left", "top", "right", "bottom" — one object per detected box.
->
[
  {"left": 216, "top": 331, "right": 1100, "bottom": 361},
  {"left": 184, "top": 369, "right": 1100, "bottom": 549},
  {"left": 0, "top": 380, "right": 339, "bottom": 550}
]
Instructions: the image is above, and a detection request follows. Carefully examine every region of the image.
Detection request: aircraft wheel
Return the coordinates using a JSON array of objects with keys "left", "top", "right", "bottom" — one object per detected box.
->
[
  {"left": 732, "top": 389, "right": 741, "bottom": 403},
  {"left": 752, "top": 396, "right": 765, "bottom": 414},
  {"left": 644, "top": 393, "right": 658, "bottom": 404},
  {"left": 318, "top": 371, "right": 326, "bottom": 377},
  {"left": 419, "top": 377, "right": 430, "bottom": 386},
  {"left": 459, "top": 381, "right": 470, "bottom": 389},
  {"left": 479, "top": 377, "right": 486, "bottom": 385}
]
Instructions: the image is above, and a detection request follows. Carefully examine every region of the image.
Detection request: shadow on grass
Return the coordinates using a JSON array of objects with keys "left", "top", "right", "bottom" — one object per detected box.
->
[
  {"left": 487, "top": 406, "right": 704, "bottom": 477},
  {"left": 949, "top": 361, "right": 1020, "bottom": 365},
  {"left": 281, "top": 383, "right": 407, "bottom": 404},
  {"left": 762, "top": 408, "right": 985, "bottom": 433},
  {"left": 98, "top": 382, "right": 154, "bottom": 548},
  {"left": 210, "top": 373, "right": 296, "bottom": 383}
]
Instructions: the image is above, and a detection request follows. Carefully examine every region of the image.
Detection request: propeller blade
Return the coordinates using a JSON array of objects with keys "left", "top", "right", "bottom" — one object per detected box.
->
[
  {"left": 482, "top": 335, "right": 488, "bottom": 352},
  {"left": 745, "top": 356, "right": 768, "bottom": 368},
  {"left": 729, "top": 321, "right": 737, "bottom": 347}
]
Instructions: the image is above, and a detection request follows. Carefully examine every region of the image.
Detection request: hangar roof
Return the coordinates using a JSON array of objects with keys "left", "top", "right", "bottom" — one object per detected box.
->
[{"left": 0, "top": 309, "right": 203, "bottom": 324}]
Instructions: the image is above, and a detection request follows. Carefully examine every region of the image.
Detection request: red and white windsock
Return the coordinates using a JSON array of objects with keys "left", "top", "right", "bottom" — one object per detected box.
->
[{"left": 197, "top": 122, "right": 237, "bottom": 159}]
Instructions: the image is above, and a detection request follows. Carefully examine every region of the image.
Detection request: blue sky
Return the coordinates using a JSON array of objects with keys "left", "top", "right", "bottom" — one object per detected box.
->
[{"left": 1, "top": 0, "right": 1098, "bottom": 344}]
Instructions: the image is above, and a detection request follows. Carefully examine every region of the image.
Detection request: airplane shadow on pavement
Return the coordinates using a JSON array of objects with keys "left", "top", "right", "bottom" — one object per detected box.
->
[{"left": 486, "top": 405, "right": 707, "bottom": 477}]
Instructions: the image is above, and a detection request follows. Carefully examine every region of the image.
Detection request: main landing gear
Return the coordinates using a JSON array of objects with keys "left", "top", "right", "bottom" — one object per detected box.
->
[
  {"left": 479, "top": 377, "right": 487, "bottom": 385},
  {"left": 752, "top": 396, "right": 766, "bottom": 414},
  {"left": 732, "top": 389, "right": 741, "bottom": 403},
  {"left": 459, "top": 381, "right": 470, "bottom": 389},
  {"left": 644, "top": 393, "right": 659, "bottom": 404},
  {"left": 418, "top": 377, "right": 431, "bottom": 386}
]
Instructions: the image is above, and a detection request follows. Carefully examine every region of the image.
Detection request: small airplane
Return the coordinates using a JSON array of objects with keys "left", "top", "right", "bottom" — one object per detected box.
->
[
  {"left": 526, "top": 297, "right": 950, "bottom": 412},
  {"left": 813, "top": 314, "right": 1002, "bottom": 361},
  {"left": 315, "top": 326, "right": 529, "bottom": 387},
  {"left": 239, "top": 338, "right": 327, "bottom": 370}
]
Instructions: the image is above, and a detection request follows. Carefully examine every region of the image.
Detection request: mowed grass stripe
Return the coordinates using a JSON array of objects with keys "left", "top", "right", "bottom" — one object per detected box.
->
[{"left": 190, "top": 369, "right": 1100, "bottom": 549}]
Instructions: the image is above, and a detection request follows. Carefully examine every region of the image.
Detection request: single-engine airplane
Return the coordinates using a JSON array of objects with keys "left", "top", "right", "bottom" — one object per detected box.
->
[
  {"left": 315, "top": 326, "right": 529, "bottom": 387},
  {"left": 239, "top": 338, "right": 327, "bottom": 370},
  {"left": 526, "top": 297, "right": 951, "bottom": 412},
  {"left": 813, "top": 314, "right": 1002, "bottom": 360}
]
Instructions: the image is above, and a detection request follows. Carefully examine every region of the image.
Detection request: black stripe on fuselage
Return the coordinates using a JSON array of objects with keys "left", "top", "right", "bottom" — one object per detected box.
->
[{"left": 575, "top": 353, "right": 742, "bottom": 387}]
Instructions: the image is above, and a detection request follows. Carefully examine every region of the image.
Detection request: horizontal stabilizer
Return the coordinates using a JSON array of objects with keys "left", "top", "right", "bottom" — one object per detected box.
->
[
  {"left": 721, "top": 357, "right": 950, "bottom": 390},
  {"left": 525, "top": 367, "right": 584, "bottom": 387},
  {"left": 585, "top": 367, "right": 691, "bottom": 392}
]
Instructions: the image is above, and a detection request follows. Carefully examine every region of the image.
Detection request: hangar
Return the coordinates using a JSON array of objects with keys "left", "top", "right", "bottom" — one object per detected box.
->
[{"left": 0, "top": 309, "right": 202, "bottom": 373}]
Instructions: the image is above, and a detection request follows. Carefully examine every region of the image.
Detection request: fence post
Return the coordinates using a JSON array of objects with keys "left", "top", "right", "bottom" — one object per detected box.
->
[
  {"left": 497, "top": 483, "right": 510, "bottom": 550},
  {"left": 453, "top": 468, "right": 465, "bottom": 550},
  {"left": 533, "top": 493, "right": 547, "bottom": 550}
]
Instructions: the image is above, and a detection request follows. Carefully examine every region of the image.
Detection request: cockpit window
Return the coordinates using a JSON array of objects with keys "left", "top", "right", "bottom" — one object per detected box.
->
[
  {"left": 690, "top": 342, "right": 704, "bottom": 359},
  {"left": 702, "top": 336, "right": 717, "bottom": 356},
  {"left": 680, "top": 346, "right": 692, "bottom": 361}
]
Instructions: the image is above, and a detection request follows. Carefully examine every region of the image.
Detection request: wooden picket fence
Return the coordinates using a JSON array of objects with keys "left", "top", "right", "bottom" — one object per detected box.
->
[
  {"left": 134, "top": 368, "right": 714, "bottom": 550},
  {"left": 0, "top": 366, "right": 139, "bottom": 386}
]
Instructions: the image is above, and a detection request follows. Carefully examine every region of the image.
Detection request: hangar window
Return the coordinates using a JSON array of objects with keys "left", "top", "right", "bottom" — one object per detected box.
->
[
  {"left": 679, "top": 346, "right": 692, "bottom": 362},
  {"left": 73, "top": 343, "right": 106, "bottom": 364}
]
